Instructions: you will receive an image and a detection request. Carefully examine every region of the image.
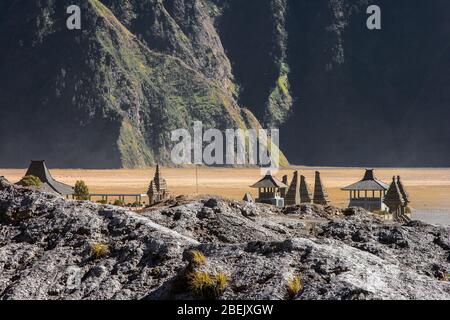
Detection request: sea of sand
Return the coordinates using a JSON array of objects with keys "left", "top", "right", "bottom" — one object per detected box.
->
[{"left": 2, "top": 166, "right": 450, "bottom": 225}]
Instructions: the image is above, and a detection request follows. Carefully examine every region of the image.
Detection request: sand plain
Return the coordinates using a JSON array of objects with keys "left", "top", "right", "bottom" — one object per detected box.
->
[{"left": 2, "top": 167, "right": 450, "bottom": 210}]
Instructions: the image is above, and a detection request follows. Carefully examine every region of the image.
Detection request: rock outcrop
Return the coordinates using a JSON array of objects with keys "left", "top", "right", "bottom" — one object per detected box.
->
[{"left": 1, "top": 177, "right": 449, "bottom": 300}]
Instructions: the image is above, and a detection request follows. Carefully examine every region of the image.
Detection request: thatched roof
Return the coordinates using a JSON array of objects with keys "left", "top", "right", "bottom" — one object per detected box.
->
[
  {"left": 24, "top": 160, "right": 73, "bottom": 195},
  {"left": 342, "top": 169, "right": 389, "bottom": 191}
]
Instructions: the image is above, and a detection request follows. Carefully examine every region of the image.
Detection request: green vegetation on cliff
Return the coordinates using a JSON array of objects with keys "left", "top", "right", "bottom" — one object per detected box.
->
[{"left": 0, "top": 0, "right": 289, "bottom": 168}]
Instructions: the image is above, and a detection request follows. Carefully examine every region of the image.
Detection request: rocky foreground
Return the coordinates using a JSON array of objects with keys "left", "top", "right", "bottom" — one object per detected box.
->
[{"left": 0, "top": 177, "right": 449, "bottom": 300}]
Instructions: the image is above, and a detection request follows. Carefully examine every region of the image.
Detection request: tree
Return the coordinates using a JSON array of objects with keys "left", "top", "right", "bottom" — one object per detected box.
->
[
  {"left": 74, "top": 180, "right": 89, "bottom": 200},
  {"left": 18, "top": 175, "right": 41, "bottom": 188}
]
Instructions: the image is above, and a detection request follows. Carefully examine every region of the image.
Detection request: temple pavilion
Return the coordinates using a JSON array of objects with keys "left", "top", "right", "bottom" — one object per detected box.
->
[
  {"left": 250, "top": 172, "right": 288, "bottom": 208},
  {"left": 342, "top": 169, "right": 389, "bottom": 211}
]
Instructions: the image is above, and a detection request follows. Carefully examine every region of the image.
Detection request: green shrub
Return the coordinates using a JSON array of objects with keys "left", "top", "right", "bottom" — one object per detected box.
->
[
  {"left": 97, "top": 200, "right": 107, "bottom": 205},
  {"left": 114, "top": 199, "right": 124, "bottom": 206},
  {"left": 74, "top": 180, "right": 89, "bottom": 200},
  {"left": 18, "top": 175, "right": 41, "bottom": 188}
]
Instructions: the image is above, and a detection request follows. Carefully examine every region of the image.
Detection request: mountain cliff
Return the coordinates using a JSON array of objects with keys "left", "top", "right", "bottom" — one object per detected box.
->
[
  {"left": 0, "top": 0, "right": 285, "bottom": 168},
  {"left": 1, "top": 0, "right": 450, "bottom": 168}
]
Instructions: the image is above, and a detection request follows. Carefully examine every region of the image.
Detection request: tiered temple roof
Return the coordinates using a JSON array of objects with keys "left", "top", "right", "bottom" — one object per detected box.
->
[
  {"left": 313, "top": 171, "right": 330, "bottom": 205},
  {"left": 396, "top": 176, "right": 410, "bottom": 204},
  {"left": 342, "top": 169, "right": 389, "bottom": 191},
  {"left": 280, "top": 175, "right": 288, "bottom": 198},
  {"left": 285, "top": 171, "right": 300, "bottom": 206},
  {"left": 300, "top": 175, "right": 312, "bottom": 203},
  {"left": 152, "top": 165, "right": 167, "bottom": 191},
  {"left": 383, "top": 176, "right": 405, "bottom": 209},
  {"left": 250, "top": 173, "right": 288, "bottom": 189},
  {"left": 147, "top": 165, "right": 169, "bottom": 204}
]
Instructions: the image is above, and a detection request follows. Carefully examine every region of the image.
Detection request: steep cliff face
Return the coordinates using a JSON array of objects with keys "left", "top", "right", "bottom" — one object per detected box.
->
[
  {"left": 0, "top": 0, "right": 276, "bottom": 168},
  {"left": 102, "top": 0, "right": 237, "bottom": 95},
  {"left": 1, "top": 0, "right": 449, "bottom": 168},
  {"left": 282, "top": 0, "right": 450, "bottom": 166},
  {"left": 212, "top": 0, "right": 293, "bottom": 128}
]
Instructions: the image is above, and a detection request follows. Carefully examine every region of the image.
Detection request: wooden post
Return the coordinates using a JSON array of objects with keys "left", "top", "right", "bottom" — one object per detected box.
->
[{"left": 195, "top": 165, "right": 199, "bottom": 194}]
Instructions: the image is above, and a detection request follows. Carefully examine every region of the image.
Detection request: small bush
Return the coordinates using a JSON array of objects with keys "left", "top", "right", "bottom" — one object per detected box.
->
[
  {"left": 114, "top": 199, "right": 124, "bottom": 206},
  {"left": 18, "top": 175, "right": 41, "bottom": 188},
  {"left": 188, "top": 271, "right": 216, "bottom": 298},
  {"left": 191, "top": 250, "right": 206, "bottom": 266},
  {"left": 74, "top": 180, "right": 89, "bottom": 200},
  {"left": 90, "top": 243, "right": 109, "bottom": 259},
  {"left": 97, "top": 200, "right": 107, "bottom": 205},
  {"left": 188, "top": 271, "right": 228, "bottom": 299},
  {"left": 215, "top": 272, "right": 228, "bottom": 294},
  {"left": 286, "top": 275, "right": 302, "bottom": 299}
]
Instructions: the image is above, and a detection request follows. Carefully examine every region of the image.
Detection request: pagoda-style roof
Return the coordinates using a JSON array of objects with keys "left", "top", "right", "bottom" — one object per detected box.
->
[
  {"left": 300, "top": 175, "right": 312, "bottom": 203},
  {"left": 342, "top": 169, "right": 389, "bottom": 191},
  {"left": 147, "top": 165, "right": 168, "bottom": 195},
  {"left": 397, "top": 176, "right": 410, "bottom": 204},
  {"left": 285, "top": 171, "right": 301, "bottom": 205},
  {"left": 384, "top": 176, "right": 405, "bottom": 209},
  {"left": 313, "top": 171, "right": 330, "bottom": 205},
  {"left": 250, "top": 173, "right": 288, "bottom": 189},
  {"left": 23, "top": 160, "right": 74, "bottom": 195}
]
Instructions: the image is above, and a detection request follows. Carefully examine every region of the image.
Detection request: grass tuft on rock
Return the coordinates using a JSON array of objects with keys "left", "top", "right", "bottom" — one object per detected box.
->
[
  {"left": 286, "top": 275, "right": 302, "bottom": 299},
  {"left": 190, "top": 250, "right": 207, "bottom": 266},
  {"left": 187, "top": 271, "right": 229, "bottom": 299},
  {"left": 215, "top": 272, "right": 229, "bottom": 293},
  {"left": 90, "top": 243, "right": 109, "bottom": 259}
]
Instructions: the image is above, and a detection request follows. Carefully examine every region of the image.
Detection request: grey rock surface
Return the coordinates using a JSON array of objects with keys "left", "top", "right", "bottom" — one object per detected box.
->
[{"left": 0, "top": 177, "right": 449, "bottom": 300}]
